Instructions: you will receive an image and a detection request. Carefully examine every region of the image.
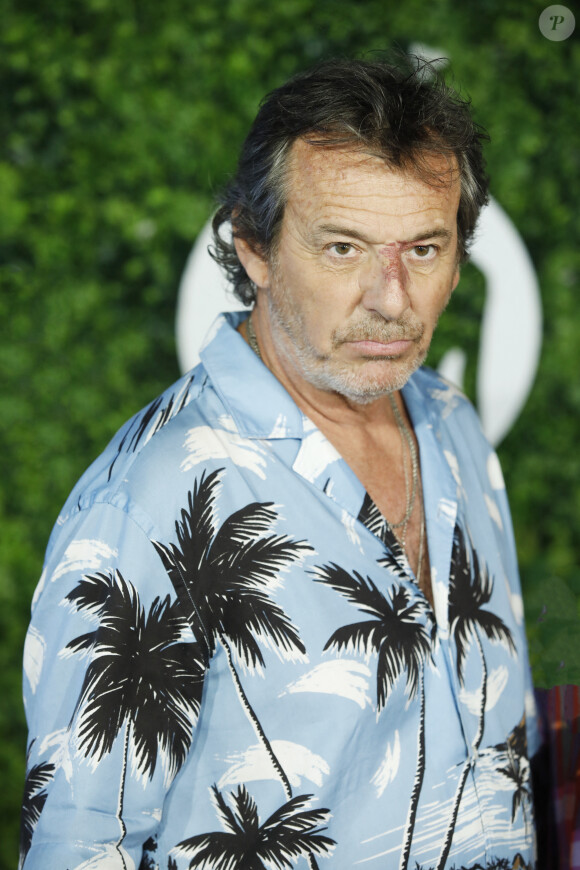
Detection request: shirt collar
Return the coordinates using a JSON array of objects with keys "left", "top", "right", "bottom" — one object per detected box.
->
[{"left": 199, "top": 311, "right": 306, "bottom": 440}]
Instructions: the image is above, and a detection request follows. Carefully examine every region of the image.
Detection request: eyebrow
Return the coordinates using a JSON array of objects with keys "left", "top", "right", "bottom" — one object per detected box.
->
[
  {"left": 406, "top": 228, "right": 454, "bottom": 245},
  {"left": 315, "top": 224, "right": 454, "bottom": 246}
]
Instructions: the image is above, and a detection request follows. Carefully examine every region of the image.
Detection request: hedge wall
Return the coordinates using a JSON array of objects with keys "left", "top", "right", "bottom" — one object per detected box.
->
[{"left": 2, "top": 0, "right": 579, "bottom": 865}]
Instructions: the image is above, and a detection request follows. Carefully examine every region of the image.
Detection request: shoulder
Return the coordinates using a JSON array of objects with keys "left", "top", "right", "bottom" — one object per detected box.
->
[
  {"left": 46, "top": 315, "right": 259, "bottom": 561},
  {"left": 37, "top": 362, "right": 225, "bottom": 614},
  {"left": 56, "top": 363, "right": 217, "bottom": 528}
]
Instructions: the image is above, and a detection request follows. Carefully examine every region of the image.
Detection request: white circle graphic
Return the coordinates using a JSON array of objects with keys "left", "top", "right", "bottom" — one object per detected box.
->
[
  {"left": 438, "top": 198, "right": 542, "bottom": 445},
  {"left": 538, "top": 5, "right": 575, "bottom": 40}
]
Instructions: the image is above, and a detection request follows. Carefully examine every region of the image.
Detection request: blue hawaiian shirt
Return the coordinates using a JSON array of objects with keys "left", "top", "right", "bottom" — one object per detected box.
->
[{"left": 22, "top": 311, "right": 540, "bottom": 870}]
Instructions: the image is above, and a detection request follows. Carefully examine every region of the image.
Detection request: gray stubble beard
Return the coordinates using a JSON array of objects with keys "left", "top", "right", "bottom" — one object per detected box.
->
[{"left": 265, "top": 288, "right": 429, "bottom": 405}]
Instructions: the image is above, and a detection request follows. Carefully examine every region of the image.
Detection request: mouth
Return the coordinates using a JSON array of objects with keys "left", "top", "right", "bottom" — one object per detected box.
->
[
  {"left": 347, "top": 338, "right": 414, "bottom": 355},
  {"left": 341, "top": 334, "right": 421, "bottom": 359}
]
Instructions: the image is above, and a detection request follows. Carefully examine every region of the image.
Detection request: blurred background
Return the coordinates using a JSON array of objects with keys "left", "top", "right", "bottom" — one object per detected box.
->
[{"left": 1, "top": 0, "right": 579, "bottom": 866}]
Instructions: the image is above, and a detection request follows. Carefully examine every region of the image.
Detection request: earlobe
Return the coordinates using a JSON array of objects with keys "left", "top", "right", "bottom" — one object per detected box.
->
[{"left": 233, "top": 236, "right": 270, "bottom": 290}]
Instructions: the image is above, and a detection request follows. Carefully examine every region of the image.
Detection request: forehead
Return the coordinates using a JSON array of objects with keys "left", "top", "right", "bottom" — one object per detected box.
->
[{"left": 283, "top": 139, "right": 460, "bottom": 236}]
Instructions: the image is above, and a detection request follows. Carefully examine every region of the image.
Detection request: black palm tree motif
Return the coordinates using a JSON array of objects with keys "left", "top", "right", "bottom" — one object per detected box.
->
[
  {"left": 495, "top": 713, "right": 528, "bottom": 760},
  {"left": 65, "top": 570, "right": 205, "bottom": 868},
  {"left": 108, "top": 375, "right": 195, "bottom": 480},
  {"left": 497, "top": 751, "right": 531, "bottom": 829},
  {"left": 436, "top": 524, "right": 516, "bottom": 870},
  {"left": 19, "top": 756, "right": 55, "bottom": 867},
  {"left": 175, "top": 784, "right": 335, "bottom": 869},
  {"left": 139, "top": 836, "right": 158, "bottom": 870},
  {"left": 358, "top": 494, "right": 409, "bottom": 573},
  {"left": 153, "top": 468, "right": 311, "bottom": 800},
  {"left": 313, "top": 564, "right": 431, "bottom": 870}
]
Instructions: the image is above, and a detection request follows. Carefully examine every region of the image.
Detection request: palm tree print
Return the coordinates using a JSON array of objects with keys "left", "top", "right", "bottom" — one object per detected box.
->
[
  {"left": 436, "top": 524, "right": 516, "bottom": 870},
  {"left": 313, "top": 564, "right": 431, "bottom": 870},
  {"left": 152, "top": 468, "right": 311, "bottom": 800},
  {"left": 139, "top": 836, "right": 158, "bottom": 870},
  {"left": 175, "top": 784, "right": 335, "bottom": 869},
  {"left": 108, "top": 374, "right": 195, "bottom": 480},
  {"left": 497, "top": 751, "right": 531, "bottom": 829},
  {"left": 357, "top": 494, "right": 410, "bottom": 574},
  {"left": 64, "top": 570, "right": 205, "bottom": 867},
  {"left": 19, "top": 756, "right": 55, "bottom": 867}
]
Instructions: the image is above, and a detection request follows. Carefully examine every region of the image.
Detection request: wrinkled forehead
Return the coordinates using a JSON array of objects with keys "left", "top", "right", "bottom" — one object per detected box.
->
[{"left": 282, "top": 138, "right": 461, "bottom": 229}]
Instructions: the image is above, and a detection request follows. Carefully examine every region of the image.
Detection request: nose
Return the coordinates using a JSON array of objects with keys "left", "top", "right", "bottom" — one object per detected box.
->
[{"left": 360, "top": 249, "right": 410, "bottom": 321}]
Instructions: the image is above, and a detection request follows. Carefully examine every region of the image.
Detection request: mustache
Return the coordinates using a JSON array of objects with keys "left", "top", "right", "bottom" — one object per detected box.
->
[{"left": 333, "top": 318, "right": 424, "bottom": 345}]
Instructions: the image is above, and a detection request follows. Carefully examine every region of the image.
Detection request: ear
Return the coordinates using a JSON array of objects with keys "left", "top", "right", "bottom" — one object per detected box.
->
[{"left": 233, "top": 236, "right": 270, "bottom": 290}]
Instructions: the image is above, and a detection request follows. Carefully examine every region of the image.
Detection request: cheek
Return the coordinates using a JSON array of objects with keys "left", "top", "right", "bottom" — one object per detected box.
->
[
  {"left": 274, "top": 254, "right": 361, "bottom": 343},
  {"left": 417, "top": 273, "right": 456, "bottom": 314}
]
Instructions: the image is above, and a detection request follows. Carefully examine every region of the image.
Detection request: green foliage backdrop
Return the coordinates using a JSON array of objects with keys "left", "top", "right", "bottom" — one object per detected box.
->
[{"left": 1, "top": 0, "right": 578, "bottom": 865}]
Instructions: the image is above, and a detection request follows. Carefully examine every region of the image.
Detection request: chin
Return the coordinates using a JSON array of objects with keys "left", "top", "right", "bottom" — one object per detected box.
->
[{"left": 303, "top": 356, "right": 425, "bottom": 403}]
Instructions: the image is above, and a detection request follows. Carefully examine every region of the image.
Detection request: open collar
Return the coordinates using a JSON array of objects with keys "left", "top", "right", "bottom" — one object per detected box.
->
[{"left": 199, "top": 311, "right": 306, "bottom": 440}]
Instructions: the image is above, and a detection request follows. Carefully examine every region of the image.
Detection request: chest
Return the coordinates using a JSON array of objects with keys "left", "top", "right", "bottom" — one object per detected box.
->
[{"left": 313, "top": 423, "right": 433, "bottom": 602}]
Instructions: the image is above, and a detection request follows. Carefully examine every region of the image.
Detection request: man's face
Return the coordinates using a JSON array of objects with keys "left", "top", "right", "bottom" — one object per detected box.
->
[{"left": 253, "top": 141, "right": 461, "bottom": 403}]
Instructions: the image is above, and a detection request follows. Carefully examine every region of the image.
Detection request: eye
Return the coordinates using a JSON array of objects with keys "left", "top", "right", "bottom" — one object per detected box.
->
[
  {"left": 330, "top": 243, "right": 354, "bottom": 256},
  {"left": 410, "top": 244, "right": 437, "bottom": 260}
]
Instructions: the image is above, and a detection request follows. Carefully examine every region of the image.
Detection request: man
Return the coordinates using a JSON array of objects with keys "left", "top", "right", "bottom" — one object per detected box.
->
[{"left": 22, "top": 59, "right": 540, "bottom": 869}]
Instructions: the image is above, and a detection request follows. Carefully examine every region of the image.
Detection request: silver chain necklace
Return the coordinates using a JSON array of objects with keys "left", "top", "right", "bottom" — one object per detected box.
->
[
  {"left": 388, "top": 393, "right": 425, "bottom": 585},
  {"left": 387, "top": 392, "right": 418, "bottom": 534}
]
